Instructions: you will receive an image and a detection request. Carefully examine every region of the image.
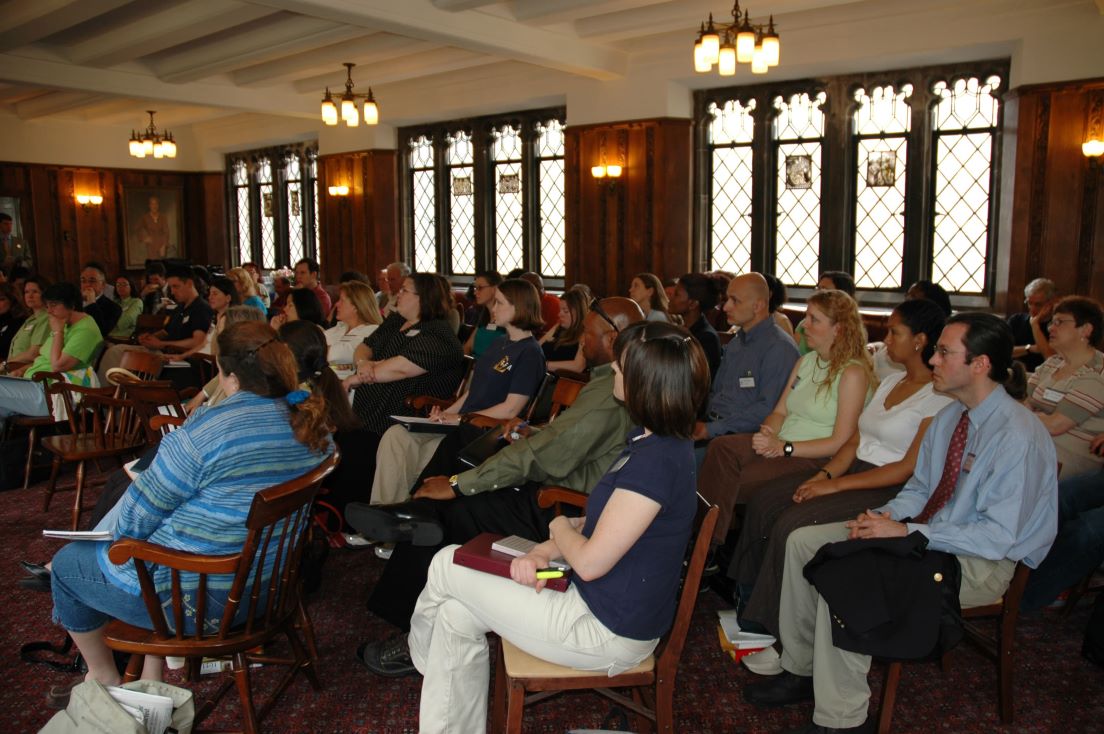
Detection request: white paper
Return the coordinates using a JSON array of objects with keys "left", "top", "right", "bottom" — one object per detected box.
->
[
  {"left": 491, "top": 535, "right": 569, "bottom": 570},
  {"left": 42, "top": 529, "right": 113, "bottom": 542},
  {"left": 718, "top": 609, "right": 776, "bottom": 649},
  {"left": 107, "top": 686, "right": 174, "bottom": 734}
]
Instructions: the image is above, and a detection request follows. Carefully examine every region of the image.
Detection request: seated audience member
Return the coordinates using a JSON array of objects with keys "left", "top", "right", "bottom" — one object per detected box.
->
[
  {"left": 271, "top": 287, "right": 325, "bottom": 330},
  {"left": 347, "top": 298, "right": 643, "bottom": 663},
  {"left": 339, "top": 270, "right": 372, "bottom": 285},
  {"left": 325, "top": 281, "right": 382, "bottom": 378},
  {"left": 730, "top": 300, "right": 951, "bottom": 655},
  {"left": 294, "top": 258, "right": 332, "bottom": 316},
  {"left": 79, "top": 262, "right": 122, "bottom": 338},
  {"left": 325, "top": 273, "right": 464, "bottom": 509},
  {"left": 1010, "top": 277, "right": 1059, "bottom": 369},
  {"left": 698, "top": 289, "right": 873, "bottom": 545},
  {"left": 185, "top": 305, "right": 269, "bottom": 413},
  {"left": 0, "top": 283, "right": 27, "bottom": 360},
  {"left": 744, "top": 313, "right": 1057, "bottom": 734},
  {"left": 278, "top": 320, "right": 362, "bottom": 434},
  {"left": 629, "top": 272, "right": 670, "bottom": 323},
  {"left": 1025, "top": 296, "right": 1104, "bottom": 478},
  {"left": 241, "top": 261, "right": 270, "bottom": 308},
  {"left": 462, "top": 270, "right": 504, "bottom": 357},
  {"left": 47, "top": 321, "right": 334, "bottom": 688},
  {"left": 405, "top": 321, "right": 710, "bottom": 733},
  {"left": 270, "top": 273, "right": 292, "bottom": 314},
  {"left": 692, "top": 274, "right": 799, "bottom": 450},
  {"left": 107, "top": 276, "right": 143, "bottom": 340},
  {"left": 227, "top": 266, "right": 267, "bottom": 314},
  {"left": 795, "top": 271, "right": 857, "bottom": 355},
  {"left": 869, "top": 280, "right": 954, "bottom": 381},
  {"left": 765, "top": 273, "right": 795, "bottom": 338},
  {"left": 520, "top": 272, "right": 560, "bottom": 336},
  {"left": 183, "top": 275, "right": 237, "bottom": 358},
  {"left": 97, "top": 266, "right": 214, "bottom": 383},
  {"left": 7, "top": 276, "right": 50, "bottom": 365},
  {"left": 377, "top": 261, "right": 411, "bottom": 316},
  {"left": 538, "top": 288, "right": 587, "bottom": 373},
  {"left": 0, "top": 283, "right": 102, "bottom": 425},
  {"left": 369, "top": 279, "right": 546, "bottom": 506},
  {"left": 139, "top": 261, "right": 167, "bottom": 314},
  {"left": 670, "top": 272, "right": 724, "bottom": 378},
  {"left": 1021, "top": 437, "right": 1104, "bottom": 611}
]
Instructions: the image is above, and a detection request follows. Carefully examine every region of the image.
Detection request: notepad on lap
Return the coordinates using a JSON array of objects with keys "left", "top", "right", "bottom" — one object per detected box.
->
[{"left": 452, "top": 533, "right": 570, "bottom": 591}]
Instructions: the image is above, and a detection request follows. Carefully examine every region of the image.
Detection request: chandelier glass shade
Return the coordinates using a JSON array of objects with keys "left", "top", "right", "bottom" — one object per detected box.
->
[
  {"left": 694, "top": 2, "right": 780, "bottom": 77},
  {"left": 128, "top": 110, "right": 176, "bottom": 159},
  {"left": 321, "top": 63, "right": 379, "bottom": 127}
]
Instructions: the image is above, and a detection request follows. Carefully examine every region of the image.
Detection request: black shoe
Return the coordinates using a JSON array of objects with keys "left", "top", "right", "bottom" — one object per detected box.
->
[
  {"left": 744, "top": 671, "right": 814, "bottom": 707},
  {"left": 346, "top": 502, "right": 444, "bottom": 547},
  {"left": 355, "top": 635, "right": 419, "bottom": 678},
  {"left": 20, "top": 561, "right": 50, "bottom": 580},
  {"left": 19, "top": 576, "right": 51, "bottom": 592},
  {"left": 779, "top": 719, "right": 873, "bottom": 734}
]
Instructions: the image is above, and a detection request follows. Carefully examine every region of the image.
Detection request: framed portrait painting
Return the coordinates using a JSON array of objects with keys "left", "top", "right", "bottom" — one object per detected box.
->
[{"left": 122, "top": 187, "right": 184, "bottom": 268}]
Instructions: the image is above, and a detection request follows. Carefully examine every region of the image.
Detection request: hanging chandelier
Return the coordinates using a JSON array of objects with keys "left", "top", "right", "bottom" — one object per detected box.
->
[
  {"left": 128, "top": 110, "right": 177, "bottom": 159},
  {"left": 693, "top": 1, "right": 780, "bottom": 76},
  {"left": 320, "top": 62, "right": 379, "bottom": 127}
]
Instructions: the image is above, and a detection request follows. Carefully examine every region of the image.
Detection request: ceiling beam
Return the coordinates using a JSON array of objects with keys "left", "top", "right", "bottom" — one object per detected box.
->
[
  {"left": 511, "top": 0, "right": 671, "bottom": 24},
  {"left": 242, "top": 0, "right": 626, "bottom": 79},
  {"left": 232, "top": 33, "right": 433, "bottom": 86},
  {"left": 293, "top": 47, "right": 499, "bottom": 91},
  {"left": 151, "top": 16, "right": 367, "bottom": 84},
  {"left": 0, "top": 52, "right": 319, "bottom": 119},
  {"left": 68, "top": 1, "right": 275, "bottom": 67},
  {"left": 431, "top": 0, "right": 501, "bottom": 9},
  {"left": 0, "top": 0, "right": 133, "bottom": 49},
  {"left": 15, "top": 91, "right": 108, "bottom": 120}
]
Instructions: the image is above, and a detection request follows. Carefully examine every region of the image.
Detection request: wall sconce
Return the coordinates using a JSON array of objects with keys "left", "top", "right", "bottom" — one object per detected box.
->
[
  {"left": 590, "top": 164, "right": 623, "bottom": 179},
  {"left": 75, "top": 194, "right": 103, "bottom": 210},
  {"left": 1083, "top": 139, "right": 1104, "bottom": 158},
  {"left": 591, "top": 132, "right": 625, "bottom": 187},
  {"left": 327, "top": 185, "right": 349, "bottom": 196}
]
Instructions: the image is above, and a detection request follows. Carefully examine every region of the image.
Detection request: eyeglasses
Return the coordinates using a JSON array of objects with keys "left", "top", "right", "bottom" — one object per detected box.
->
[
  {"left": 1050, "top": 317, "right": 1077, "bottom": 328},
  {"left": 933, "top": 346, "right": 970, "bottom": 359},
  {"left": 589, "top": 298, "right": 620, "bottom": 333}
]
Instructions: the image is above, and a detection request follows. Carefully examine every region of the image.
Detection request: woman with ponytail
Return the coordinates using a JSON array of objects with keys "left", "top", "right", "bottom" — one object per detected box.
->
[
  {"left": 279, "top": 319, "right": 361, "bottom": 434},
  {"left": 48, "top": 321, "right": 334, "bottom": 688}
]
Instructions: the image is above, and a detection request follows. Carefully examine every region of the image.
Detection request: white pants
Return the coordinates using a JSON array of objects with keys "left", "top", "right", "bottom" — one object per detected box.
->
[
  {"left": 778, "top": 522, "right": 1016, "bottom": 729},
  {"left": 371, "top": 425, "right": 445, "bottom": 505},
  {"left": 409, "top": 546, "right": 657, "bottom": 734}
]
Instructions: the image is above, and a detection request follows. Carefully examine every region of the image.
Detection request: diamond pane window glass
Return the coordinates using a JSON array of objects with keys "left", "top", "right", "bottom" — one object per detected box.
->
[
  {"left": 447, "top": 130, "right": 476, "bottom": 275},
  {"left": 257, "top": 158, "right": 276, "bottom": 269},
  {"left": 309, "top": 157, "right": 319, "bottom": 264},
  {"left": 931, "top": 76, "right": 1001, "bottom": 294},
  {"left": 709, "top": 99, "right": 756, "bottom": 273},
  {"left": 536, "top": 119, "right": 565, "bottom": 278},
  {"left": 410, "top": 135, "right": 437, "bottom": 273},
  {"left": 233, "top": 160, "right": 252, "bottom": 265},
  {"left": 853, "top": 85, "right": 912, "bottom": 289},
  {"left": 493, "top": 125, "right": 524, "bottom": 274},
  {"left": 774, "top": 92, "right": 826, "bottom": 287},
  {"left": 285, "top": 156, "right": 304, "bottom": 265}
]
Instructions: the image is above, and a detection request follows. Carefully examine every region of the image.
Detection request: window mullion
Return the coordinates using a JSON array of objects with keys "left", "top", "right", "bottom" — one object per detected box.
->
[{"left": 904, "top": 83, "right": 937, "bottom": 287}]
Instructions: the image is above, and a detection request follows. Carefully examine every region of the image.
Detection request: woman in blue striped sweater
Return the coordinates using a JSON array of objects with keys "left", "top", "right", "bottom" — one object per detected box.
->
[{"left": 48, "top": 321, "right": 334, "bottom": 688}]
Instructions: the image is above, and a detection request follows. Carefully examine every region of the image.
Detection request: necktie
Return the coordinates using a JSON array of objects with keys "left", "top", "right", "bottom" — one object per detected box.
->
[{"left": 915, "top": 409, "right": 969, "bottom": 524}]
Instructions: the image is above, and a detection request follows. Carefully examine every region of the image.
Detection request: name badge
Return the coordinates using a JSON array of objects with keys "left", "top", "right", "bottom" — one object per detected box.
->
[
  {"left": 963, "top": 452, "right": 977, "bottom": 473},
  {"left": 182, "top": 316, "right": 190, "bottom": 324},
  {"left": 739, "top": 376, "right": 756, "bottom": 388},
  {"left": 486, "top": 324, "right": 499, "bottom": 331},
  {"left": 1041, "top": 388, "right": 1065, "bottom": 403},
  {"left": 406, "top": 329, "right": 420, "bottom": 336}
]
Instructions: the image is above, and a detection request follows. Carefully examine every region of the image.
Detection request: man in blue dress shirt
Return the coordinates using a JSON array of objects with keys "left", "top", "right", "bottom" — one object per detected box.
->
[
  {"left": 745, "top": 312, "right": 1058, "bottom": 734},
  {"left": 692, "top": 273, "right": 799, "bottom": 459}
]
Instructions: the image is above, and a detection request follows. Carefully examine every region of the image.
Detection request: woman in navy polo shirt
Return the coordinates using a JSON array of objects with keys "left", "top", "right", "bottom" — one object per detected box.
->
[{"left": 407, "top": 321, "right": 711, "bottom": 734}]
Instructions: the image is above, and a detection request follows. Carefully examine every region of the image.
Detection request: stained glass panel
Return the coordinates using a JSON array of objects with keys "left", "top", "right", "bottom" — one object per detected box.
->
[
  {"left": 774, "top": 92, "right": 825, "bottom": 286},
  {"left": 709, "top": 99, "right": 755, "bottom": 273},
  {"left": 536, "top": 119, "right": 565, "bottom": 278}
]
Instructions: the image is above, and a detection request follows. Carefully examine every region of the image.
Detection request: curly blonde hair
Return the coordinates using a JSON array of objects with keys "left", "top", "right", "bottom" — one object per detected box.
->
[{"left": 806, "top": 290, "right": 876, "bottom": 398}]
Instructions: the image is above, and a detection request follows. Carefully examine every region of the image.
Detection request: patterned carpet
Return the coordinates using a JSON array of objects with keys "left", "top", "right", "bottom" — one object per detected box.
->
[{"left": 1, "top": 477, "right": 1101, "bottom": 733}]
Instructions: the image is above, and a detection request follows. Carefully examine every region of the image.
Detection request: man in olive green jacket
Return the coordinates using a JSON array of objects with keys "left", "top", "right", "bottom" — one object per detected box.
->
[{"left": 351, "top": 298, "right": 643, "bottom": 675}]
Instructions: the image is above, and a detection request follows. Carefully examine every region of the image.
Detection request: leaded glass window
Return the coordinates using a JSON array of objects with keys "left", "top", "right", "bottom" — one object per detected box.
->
[
  {"left": 410, "top": 135, "right": 438, "bottom": 274},
  {"left": 773, "top": 91, "right": 826, "bottom": 287},
  {"left": 232, "top": 160, "right": 252, "bottom": 266},
  {"left": 285, "top": 154, "right": 304, "bottom": 266},
  {"left": 853, "top": 84, "right": 912, "bottom": 290},
  {"left": 493, "top": 124, "right": 525, "bottom": 274},
  {"left": 931, "top": 75, "right": 1001, "bottom": 295},
  {"left": 256, "top": 158, "right": 276, "bottom": 269},
  {"left": 708, "top": 98, "right": 756, "bottom": 273},
  {"left": 447, "top": 131, "right": 476, "bottom": 276},
  {"left": 536, "top": 118, "right": 566, "bottom": 278}
]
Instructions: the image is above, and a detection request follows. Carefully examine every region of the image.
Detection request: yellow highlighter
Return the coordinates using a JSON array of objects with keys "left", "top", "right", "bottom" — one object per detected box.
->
[{"left": 535, "top": 568, "right": 565, "bottom": 580}]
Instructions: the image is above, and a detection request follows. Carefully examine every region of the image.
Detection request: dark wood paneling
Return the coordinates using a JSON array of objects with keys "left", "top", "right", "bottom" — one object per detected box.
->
[
  {"left": 0, "top": 161, "right": 227, "bottom": 284},
  {"left": 1006, "top": 78, "right": 1104, "bottom": 311},
  {"left": 565, "top": 118, "right": 692, "bottom": 297},
  {"left": 317, "top": 150, "right": 399, "bottom": 285}
]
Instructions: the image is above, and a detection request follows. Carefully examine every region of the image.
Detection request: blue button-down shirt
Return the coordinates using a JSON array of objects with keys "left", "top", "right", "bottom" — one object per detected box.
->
[
  {"left": 705, "top": 317, "right": 799, "bottom": 437},
  {"left": 878, "top": 385, "right": 1058, "bottom": 568}
]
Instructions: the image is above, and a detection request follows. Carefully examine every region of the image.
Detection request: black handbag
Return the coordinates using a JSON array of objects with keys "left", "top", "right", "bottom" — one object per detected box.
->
[{"left": 803, "top": 531, "right": 963, "bottom": 660}]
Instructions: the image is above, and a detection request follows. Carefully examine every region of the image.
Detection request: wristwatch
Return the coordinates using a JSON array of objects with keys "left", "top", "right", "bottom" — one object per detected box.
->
[
  {"left": 448, "top": 474, "right": 462, "bottom": 497},
  {"left": 783, "top": 441, "right": 794, "bottom": 457}
]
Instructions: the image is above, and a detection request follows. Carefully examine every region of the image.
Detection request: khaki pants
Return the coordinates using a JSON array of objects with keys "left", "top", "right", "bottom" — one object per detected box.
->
[
  {"left": 371, "top": 424, "right": 446, "bottom": 505},
  {"left": 777, "top": 522, "right": 1015, "bottom": 728}
]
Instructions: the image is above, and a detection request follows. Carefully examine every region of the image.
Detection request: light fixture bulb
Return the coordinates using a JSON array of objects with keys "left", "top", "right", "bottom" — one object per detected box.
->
[
  {"left": 762, "top": 18, "right": 780, "bottom": 67},
  {"left": 153, "top": 141, "right": 164, "bottom": 158},
  {"left": 1084, "top": 139, "right": 1104, "bottom": 157},
  {"left": 90, "top": 195, "right": 103, "bottom": 205},
  {"left": 321, "top": 94, "right": 338, "bottom": 126},
  {"left": 328, "top": 185, "right": 349, "bottom": 196},
  {"left": 718, "top": 43, "right": 737, "bottom": 76},
  {"left": 143, "top": 139, "right": 153, "bottom": 156},
  {"left": 736, "top": 19, "right": 756, "bottom": 64},
  {"left": 163, "top": 138, "right": 177, "bottom": 158},
  {"left": 751, "top": 45, "right": 768, "bottom": 74},
  {"left": 701, "top": 17, "right": 720, "bottom": 65},
  {"left": 341, "top": 96, "right": 357, "bottom": 125},
  {"left": 128, "top": 137, "right": 141, "bottom": 157},
  {"left": 591, "top": 165, "right": 607, "bottom": 178},
  {"left": 694, "top": 41, "right": 712, "bottom": 73},
  {"left": 77, "top": 194, "right": 90, "bottom": 205},
  {"left": 606, "top": 165, "right": 623, "bottom": 178},
  {"left": 363, "top": 92, "right": 379, "bottom": 126}
]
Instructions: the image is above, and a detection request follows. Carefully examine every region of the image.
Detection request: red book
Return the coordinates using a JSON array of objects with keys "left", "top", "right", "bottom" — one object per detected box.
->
[{"left": 452, "top": 533, "right": 570, "bottom": 592}]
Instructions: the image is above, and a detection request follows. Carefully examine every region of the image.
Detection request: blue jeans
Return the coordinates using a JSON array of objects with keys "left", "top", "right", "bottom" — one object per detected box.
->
[
  {"left": 0, "top": 374, "right": 49, "bottom": 429},
  {"left": 1021, "top": 472, "right": 1104, "bottom": 611},
  {"left": 51, "top": 541, "right": 151, "bottom": 633}
]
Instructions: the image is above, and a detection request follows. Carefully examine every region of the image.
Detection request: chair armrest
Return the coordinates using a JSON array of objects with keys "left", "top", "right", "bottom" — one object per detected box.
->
[
  {"left": 406, "top": 395, "right": 451, "bottom": 411},
  {"left": 107, "top": 537, "right": 240, "bottom": 575},
  {"left": 537, "top": 486, "right": 588, "bottom": 510},
  {"left": 462, "top": 413, "right": 507, "bottom": 430},
  {"left": 552, "top": 368, "right": 590, "bottom": 383},
  {"left": 31, "top": 371, "right": 63, "bottom": 383},
  {"left": 149, "top": 414, "right": 185, "bottom": 432}
]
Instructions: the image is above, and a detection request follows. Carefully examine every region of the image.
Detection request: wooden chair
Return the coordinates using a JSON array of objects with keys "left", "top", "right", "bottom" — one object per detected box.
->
[
  {"left": 491, "top": 490, "right": 719, "bottom": 734},
  {"left": 41, "top": 389, "right": 146, "bottom": 530},
  {"left": 3, "top": 371, "right": 64, "bottom": 490},
  {"left": 464, "top": 370, "right": 589, "bottom": 431},
  {"left": 102, "top": 453, "right": 339, "bottom": 734},
  {"left": 877, "top": 561, "right": 1031, "bottom": 733},
  {"left": 118, "top": 348, "right": 165, "bottom": 381},
  {"left": 119, "top": 381, "right": 186, "bottom": 445}
]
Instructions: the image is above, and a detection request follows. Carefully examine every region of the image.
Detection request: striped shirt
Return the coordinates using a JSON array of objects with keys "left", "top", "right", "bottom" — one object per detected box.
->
[
  {"left": 1027, "top": 351, "right": 1104, "bottom": 478},
  {"left": 98, "top": 391, "right": 333, "bottom": 600}
]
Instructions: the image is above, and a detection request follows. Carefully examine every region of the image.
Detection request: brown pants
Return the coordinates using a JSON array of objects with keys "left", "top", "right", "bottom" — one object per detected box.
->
[{"left": 696, "top": 433, "right": 826, "bottom": 544}]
